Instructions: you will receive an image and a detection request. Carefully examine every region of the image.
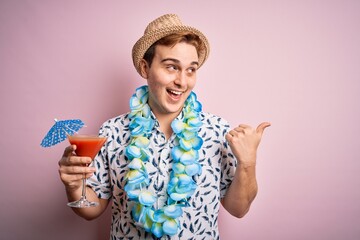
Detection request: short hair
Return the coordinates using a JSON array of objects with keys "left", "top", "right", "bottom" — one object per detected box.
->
[{"left": 143, "top": 32, "right": 204, "bottom": 68}]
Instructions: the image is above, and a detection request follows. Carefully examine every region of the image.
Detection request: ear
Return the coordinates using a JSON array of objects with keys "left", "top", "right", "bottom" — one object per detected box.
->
[{"left": 139, "top": 59, "right": 149, "bottom": 79}]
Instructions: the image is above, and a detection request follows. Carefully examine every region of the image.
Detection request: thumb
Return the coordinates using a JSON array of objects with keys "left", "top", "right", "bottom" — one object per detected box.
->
[
  {"left": 256, "top": 122, "right": 271, "bottom": 135},
  {"left": 62, "top": 144, "right": 76, "bottom": 158}
]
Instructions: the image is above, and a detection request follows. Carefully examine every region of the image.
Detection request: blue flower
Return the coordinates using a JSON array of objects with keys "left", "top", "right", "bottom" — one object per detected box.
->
[
  {"left": 183, "top": 109, "right": 198, "bottom": 119},
  {"left": 186, "top": 92, "right": 202, "bottom": 112},
  {"left": 125, "top": 145, "right": 141, "bottom": 159},
  {"left": 133, "top": 136, "right": 150, "bottom": 148},
  {"left": 167, "top": 174, "right": 197, "bottom": 202},
  {"left": 172, "top": 163, "right": 185, "bottom": 174},
  {"left": 129, "top": 95, "right": 145, "bottom": 111},
  {"left": 126, "top": 145, "right": 150, "bottom": 162},
  {"left": 135, "top": 85, "right": 148, "bottom": 103},
  {"left": 185, "top": 162, "right": 202, "bottom": 176},
  {"left": 171, "top": 119, "right": 186, "bottom": 134},
  {"left": 177, "top": 174, "right": 192, "bottom": 186},
  {"left": 138, "top": 190, "right": 156, "bottom": 206},
  {"left": 153, "top": 210, "right": 167, "bottom": 223},
  {"left": 180, "top": 131, "right": 196, "bottom": 141},
  {"left": 129, "top": 116, "right": 154, "bottom": 135},
  {"left": 127, "top": 158, "right": 146, "bottom": 171},
  {"left": 179, "top": 135, "right": 203, "bottom": 151},
  {"left": 153, "top": 204, "right": 183, "bottom": 222},
  {"left": 132, "top": 202, "right": 145, "bottom": 222},
  {"left": 125, "top": 187, "right": 140, "bottom": 200},
  {"left": 187, "top": 117, "right": 202, "bottom": 128},
  {"left": 163, "top": 204, "right": 183, "bottom": 218},
  {"left": 143, "top": 208, "right": 155, "bottom": 231},
  {"left": 171, "top": 146, "right": 199, "bottom": 165},
  {"left": 152, "top": 205, "right": 182, "bottom": 236},
  {"left": 169, "top": 192, "right": 188, "bottom": 201},
  {"left": 163, "top": 219, "right": 179, "bottom": 236},
  {"left": 141, "top": 104, "right": 151, "bottom": 118},
  {"left": 125, "top": 170, "right": 147, "bottom": 185},
  {"left": 151, "top": 222, "right": 163, "bottom": 238}
]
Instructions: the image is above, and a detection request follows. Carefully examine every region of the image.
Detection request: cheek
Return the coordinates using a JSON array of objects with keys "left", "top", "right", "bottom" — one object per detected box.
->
[
  {"left": 146, "top": 79, "right": 164, "bottom": 99},
  {"left": 188, "top": 77, "right": 197, "bottom": 89},
  {"left": 148, "top": 69, "right": 174, "bottom": 85}
]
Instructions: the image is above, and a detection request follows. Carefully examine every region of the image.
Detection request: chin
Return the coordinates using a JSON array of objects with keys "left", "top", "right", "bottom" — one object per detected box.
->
[{"left": 165, "top": 102, "right": 185, "bottom": 114}]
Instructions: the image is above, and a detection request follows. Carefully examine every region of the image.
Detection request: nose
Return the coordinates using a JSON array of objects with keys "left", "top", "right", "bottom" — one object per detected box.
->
[{"left": 174, "top": 71, "right": 187, "bottom": 87}]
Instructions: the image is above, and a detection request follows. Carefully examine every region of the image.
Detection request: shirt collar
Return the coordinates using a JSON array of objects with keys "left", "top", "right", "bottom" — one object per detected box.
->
[{"left": 149, "top": 107, "right": 186, "bottom": 131}]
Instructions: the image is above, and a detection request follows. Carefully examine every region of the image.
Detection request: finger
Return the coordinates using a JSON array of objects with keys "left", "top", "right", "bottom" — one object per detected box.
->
[
  {"left": 69, "top": 165, "right": 96, "bottom": 174},
  {"left": 59, "top": 165, "right": 96, "bottom": 175},
  {"left": 67, "top": 156, "right": 93, "bottom": 166},
  {"left": 228, "top": 129, "right": 241, "bottom": 137},
  {"left": 59, "top": 155, "right": 92, "bottom": 167},
  {"left": 225, "top": 132, "right": 238, "bottom": 146},
  {"left": 59, "top": 173, "right": 91, "bottom": 185},
  {"left": 256, "top": 122, "right": 271, "bottom": 135},
  {"left": 238, "top": 124, "right": 251, "bottom": 129},
  {"left": 85, "top": 173, "right": 95, "bottom": 179},
  {"left": 62, "top": 145, "right": 76, "bottom": 158},
  {"left": 225, "top": 132, "right": 232, "bottom": 141},
  {"left": 59, "top": 146, "right": 76, "bottom": 166},
  {"left": 58, "top": 166, "right": 95, "bottom": 184}
]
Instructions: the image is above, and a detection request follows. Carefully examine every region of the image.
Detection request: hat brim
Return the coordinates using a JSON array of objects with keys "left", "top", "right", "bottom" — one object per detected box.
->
[{"left": 132, "top": 25, "right": 210, "bottom": 75}]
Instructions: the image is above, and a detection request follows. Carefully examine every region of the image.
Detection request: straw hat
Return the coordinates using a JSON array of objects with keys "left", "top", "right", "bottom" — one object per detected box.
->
[{"left": 132, "top": 14, "right": 210, "bottom": 75}]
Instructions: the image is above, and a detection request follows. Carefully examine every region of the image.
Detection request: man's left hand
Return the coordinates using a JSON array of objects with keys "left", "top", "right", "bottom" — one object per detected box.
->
[{"left": 225, "top": 122, "right": 271, "bottom": 167}]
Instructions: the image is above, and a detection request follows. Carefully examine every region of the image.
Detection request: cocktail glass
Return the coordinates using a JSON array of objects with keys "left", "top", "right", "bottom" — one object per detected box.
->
[{"left": 67, "top": 134, "right": 107, "bottom": 208}]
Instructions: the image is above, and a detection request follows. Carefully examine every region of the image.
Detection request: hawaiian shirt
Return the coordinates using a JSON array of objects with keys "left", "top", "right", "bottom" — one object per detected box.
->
[{"left": 87, "top": 111, "right": 237, "bottom": 240}]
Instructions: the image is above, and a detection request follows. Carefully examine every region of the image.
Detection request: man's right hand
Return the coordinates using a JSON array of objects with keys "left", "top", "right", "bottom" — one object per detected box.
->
[
  {"left": 58, "top": 145, "right": 108, "bottom": 220},
  {"left": 58, "top": 145, "right": 96, "bottom": 192}
]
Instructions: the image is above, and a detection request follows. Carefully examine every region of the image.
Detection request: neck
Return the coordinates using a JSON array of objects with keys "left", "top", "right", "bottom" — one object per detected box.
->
[
  {"left": 158, "top": 117, "right": 174, "bottom": 139},
  {"left": 152, "top": 109, "right": 181, "bottom": 139},
  {"left": 148, "top": 100, "right": 183, "bottom": 139}
]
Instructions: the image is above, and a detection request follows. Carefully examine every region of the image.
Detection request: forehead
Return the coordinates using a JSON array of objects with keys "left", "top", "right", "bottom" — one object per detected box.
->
[{"left": 154, "top": 42, "right": 199, "bottom": 63}]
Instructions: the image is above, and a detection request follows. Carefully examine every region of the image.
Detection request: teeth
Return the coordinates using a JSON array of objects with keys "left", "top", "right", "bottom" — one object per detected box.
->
[{"left": 169, "top": 90, "right": 182, "bottom": 95}]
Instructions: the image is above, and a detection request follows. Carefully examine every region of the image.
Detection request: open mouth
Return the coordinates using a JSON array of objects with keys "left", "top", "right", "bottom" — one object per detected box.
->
[{"left": 167, "top": 89, "right": 183, "bottom": 99}]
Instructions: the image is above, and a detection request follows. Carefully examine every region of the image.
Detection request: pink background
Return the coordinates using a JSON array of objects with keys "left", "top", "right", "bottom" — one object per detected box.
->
[{"left": 1, "top": 0, "right": 359, "bottom": 239}]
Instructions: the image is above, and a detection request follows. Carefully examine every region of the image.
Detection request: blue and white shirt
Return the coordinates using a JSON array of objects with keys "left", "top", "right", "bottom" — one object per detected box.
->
[{"left": 88, "top": 111, "right": 237, "bottom": 240}]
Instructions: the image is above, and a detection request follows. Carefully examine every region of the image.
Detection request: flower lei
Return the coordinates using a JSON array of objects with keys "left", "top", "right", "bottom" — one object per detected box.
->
[{"left": 124, "top": 85, "right": 203, "bottom": 237}]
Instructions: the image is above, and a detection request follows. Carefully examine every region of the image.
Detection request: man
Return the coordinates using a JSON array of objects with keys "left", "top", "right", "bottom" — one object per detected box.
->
[{"left": 59, "top": 14, "right": 270, "bottom": 239}]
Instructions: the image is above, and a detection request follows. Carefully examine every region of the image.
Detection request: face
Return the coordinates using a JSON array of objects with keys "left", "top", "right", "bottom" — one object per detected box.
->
[{"left": 140, "top": 42, "right": 199, "bottom": 120}]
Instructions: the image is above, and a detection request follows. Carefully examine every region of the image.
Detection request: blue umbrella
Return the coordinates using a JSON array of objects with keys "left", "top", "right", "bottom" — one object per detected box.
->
[{"left": 40, "top": 118, "right": 85, "bottom": 148}]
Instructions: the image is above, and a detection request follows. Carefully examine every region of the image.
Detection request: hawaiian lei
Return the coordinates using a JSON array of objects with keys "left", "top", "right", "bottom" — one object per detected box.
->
[{"left": 124, "top": 85, "right": 203, "bottom": 237}]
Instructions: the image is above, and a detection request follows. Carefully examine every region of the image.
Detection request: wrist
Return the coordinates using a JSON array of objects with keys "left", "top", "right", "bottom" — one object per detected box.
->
[
  {"left": 238, "top": 154, "right": 257, "bottom": 169},
  {"left": 65, "top": 185, "right": 82, "bottom": 199},
  {"left": 238, "top": 161, "right": 256, "bottom": 170}
]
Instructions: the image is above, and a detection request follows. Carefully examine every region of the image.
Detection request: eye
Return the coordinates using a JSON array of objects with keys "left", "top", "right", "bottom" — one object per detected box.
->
[
  {"left": 167, "top": 65, "right": 178, "bottom": 71},
  {"left": 187, "top": 67, "right": 197, "bottom": 74}
]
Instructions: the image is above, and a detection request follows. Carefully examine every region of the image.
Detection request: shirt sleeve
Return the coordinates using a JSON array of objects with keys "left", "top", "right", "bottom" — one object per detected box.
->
[
  {"left": 219, "top": 120, "right": 237, "bottom": 199},
  {"left": 86, "top": 122, "right": 112, "bottom": 200}
]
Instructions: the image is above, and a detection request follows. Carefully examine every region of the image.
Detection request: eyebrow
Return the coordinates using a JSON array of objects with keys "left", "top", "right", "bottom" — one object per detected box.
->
[{"left": 161, "top": 58, "right": 199, "bottom": 66}]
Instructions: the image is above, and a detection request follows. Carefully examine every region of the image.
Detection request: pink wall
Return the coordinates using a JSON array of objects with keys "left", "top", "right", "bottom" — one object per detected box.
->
[{"left": 1, "top": 1, "right": 359, "bottom": 239}]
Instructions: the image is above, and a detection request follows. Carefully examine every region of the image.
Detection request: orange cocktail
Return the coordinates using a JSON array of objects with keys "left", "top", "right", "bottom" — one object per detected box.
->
[
  {"left": 68, "top": 135, "right": 107, "bottom": 159},
  {"left": 66, "top": 134, "right": 107, "bottom": 208}
]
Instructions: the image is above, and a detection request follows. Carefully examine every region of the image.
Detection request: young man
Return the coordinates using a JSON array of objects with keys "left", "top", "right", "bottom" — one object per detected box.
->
[{"left": 59, "top": 14, "right": 270, "bottom": 239}]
